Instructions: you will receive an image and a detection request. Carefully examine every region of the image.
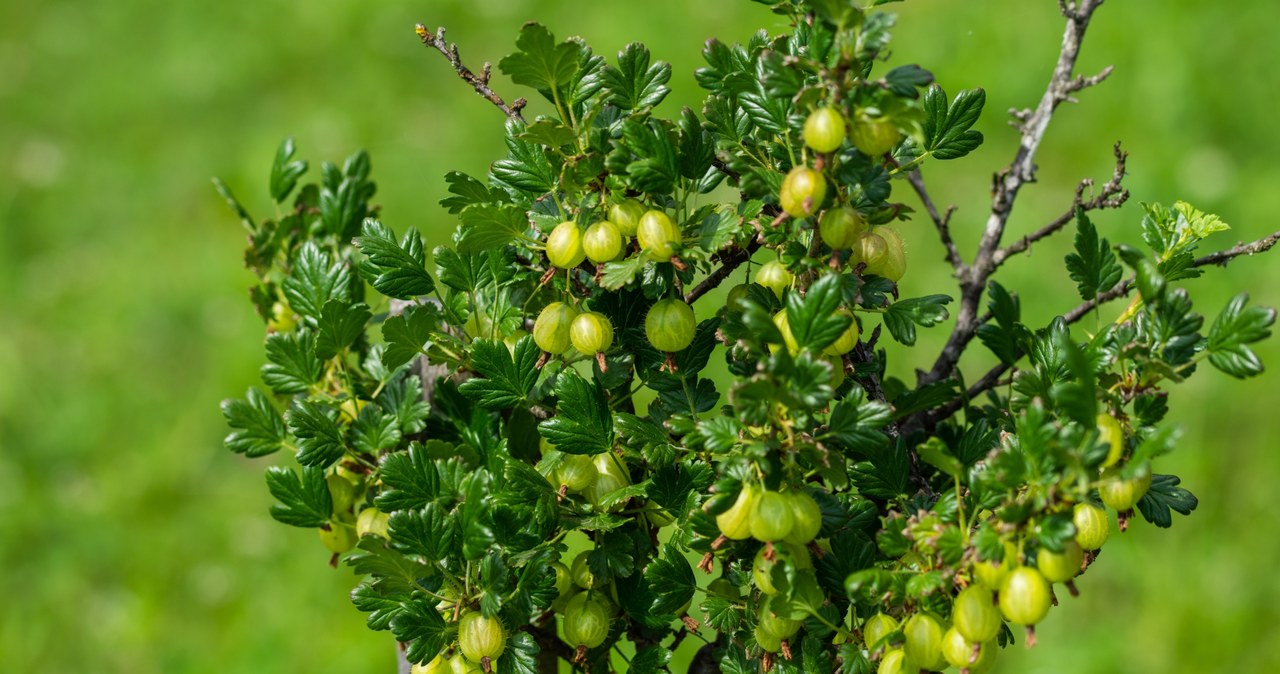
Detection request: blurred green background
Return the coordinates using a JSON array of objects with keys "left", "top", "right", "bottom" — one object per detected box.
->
[{"left": 2, "top": 0, "right": 1277, "bottom": 672}]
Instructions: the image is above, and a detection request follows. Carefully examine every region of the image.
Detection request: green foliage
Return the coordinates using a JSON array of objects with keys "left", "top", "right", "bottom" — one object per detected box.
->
[{"left": 217, "top": 2, "right": 1276, "bottom": 673}]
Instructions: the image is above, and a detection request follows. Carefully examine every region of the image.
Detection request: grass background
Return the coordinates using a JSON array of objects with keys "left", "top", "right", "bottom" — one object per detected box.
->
[{"left": 2, "top": 0, "right": 1277, "bottom": 672}]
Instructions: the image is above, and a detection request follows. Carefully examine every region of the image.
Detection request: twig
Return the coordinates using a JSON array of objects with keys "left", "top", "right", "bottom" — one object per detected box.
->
[
  {"left": 905, "top": 170, "right": 963, "bottom": 272},
  {"left": 918, "top": 0, "right": 1111, "bottom": 390},
  {"left": 684, "top": 239, "right": 763, "bottom": 304},
  {"left": 991, "top": 142, "right": 1129, "bottom": 268},
  {"left": 922, "top": 230, "right": 1280, "bottom": 427},
  {"left": 415, "top": 25, "right": 526, "bottom": 121}
]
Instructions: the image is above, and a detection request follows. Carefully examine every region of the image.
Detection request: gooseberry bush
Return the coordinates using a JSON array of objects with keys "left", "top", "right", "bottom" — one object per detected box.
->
[{"left": 218, "top": 1, "right": 1279, "bottom": 673}]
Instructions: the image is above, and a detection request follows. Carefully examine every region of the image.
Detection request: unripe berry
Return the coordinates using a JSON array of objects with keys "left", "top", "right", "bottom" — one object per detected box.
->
[
  {"left": 533, "top": 302, "right": 579, "bottom": 355},
  {"left": 863, "top": 613, "right": 899, "bottom": 649},
  {"left": 1037, "top": 540, "right": 1084, "bottom": 583},
  {"left": 355, "top": 507, "right": 390, "bottom": 539},
  {"left": 1073, "top": 502, "right": 1110, "bottom": 551},
  {"left": 562, "top": 593, "right": 611, "bottom": 649},
  {"left": 584, "top": 453, "right": 631, "bottom": 511},
  {"left": 554, "top": 453, "right": 598, "bottom": 493},
  {"left": 582, "top": 220, "right": 624, "bottom": 263},
  {"left": 864, "top": 227, "right": 907, "bottom": 282},
  {"left": 569, "top": 311, "right": 614, "bottom": 355},
  {"left": 941, "top": 628, "right": 997, "bottom": 673},
  {"left": 819, "top": 206, "right": 867, "bottom": 250},
  {"left": 750, "top": 490, "right": 795, "bottom": 542},
  {"left": 851, "top": 116, "right": 902, "bottom": 157},
  {"left": 782, "top": 489, "right": 823, "bottom": 545},
  {"left": 903, "top": 612, "right": 947, "bottom": 671},
  {"left": 1096, "top": 412, "right": 1125, "bottom": 467},
  {"left": 637, "top": 210, "right": 681, "bottom": 260},
  {"left": 457, "top": 612, "right": 506, "bottom": 663},
  {"left": 755, "top": 260, "right": 793, "bottom": 300},
  {"left": 645, "top": 299, "right": 697, "bottom": 352},
  {"left": 999, "top": 567, "right": 1052, "bottom": 625},
  {"left": 716, "top": 484, "right": 760, "bottom": 540},
  {"left": 952, "top": 586, "right": 1001, "bottom": 643},
  {"left": 779, "top": 166, "right": 827, "bottom": 218},
  {"left": 803, "top": 106, "right": 847, "bottom": 153},
  {"left": 546, "top": 221, "right": 586, "bottom": 269},
  {"left": 823, "top": 310, "right": 859, "bottom": 356},
  {"left": 1099, "top": 468, "right": 1152, "bottom": 511},
  {"left": 608, "top": 198, "right": 646, "bottom": 237},
  {"left": 770, "top": 310, "right": 799, "bottom": 354},
  {"left": 877, "top": 648, "right": 916, "bottom": 674}
]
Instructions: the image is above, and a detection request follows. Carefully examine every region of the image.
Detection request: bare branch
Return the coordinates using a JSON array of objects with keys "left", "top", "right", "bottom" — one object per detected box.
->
[
  {"left": 906, "top": 170, "right": 964, "bottom": 272},
  {"left": 415, "top": 25, "right": 526, "bottom": 121},
  {"left": 991, "top": 142, "right": 1129, "bottom": 267},
  {"left": 918, "top": 0, "right": 1110, "bottom": 390},
  {"left": 921, "top": 229, "right": 1280, "bottom": 428}
]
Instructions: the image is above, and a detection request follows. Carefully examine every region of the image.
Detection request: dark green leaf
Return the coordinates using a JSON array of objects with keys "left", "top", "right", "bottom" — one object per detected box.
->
[
  {"left": 356, "top": 220, "right": 435, "bottom": 299},
  {"left": 349, "top": 404, "right": 402, "bottom": 455},
  {"left": 977, "top": 281, "right": 1021, "bottom": 364},
  {"left": 785, "top": 273, "right": 848, "bottom": 352},
  {"left": 1137, "top": 474, "right": 1198, "bottom": 528},
  {"left": 389, "top": 503, "right": 457, "bottom": 561},
  {"left": 629, "top": 646, "right": 673, "bottom": 674},
  {"left": 287, "top": 400, "right": 347, "bottom": 468},
  {"left": 1206, "top": 293, "right": 1275, "bottom": 378},
  {"left": 457, "top": 203, "right": 530, "bottom": 254},
  {"left": 377, "top": 443, "right": 443, "bottom": 511},
  {"left": 439, "top": 170, "right": 510, "bottom": 214},
  {"left": 390, "top": 596, "right": 449, "bottom": 665},
  {"left": 518, "top": 119, "right": 577, "bottom": 149},
  {"left": 265, "top": 465, "right": 331, "bottom": 528},
  {"left": 458, "top": 337, "right": 541, "bottom": 410},
  {"left": 883, "top": 64, "right": 934, "bottom": 98},
  {"left": 269, "top": 137, "right": 308, "bottom": 203},
  {"left": 261, "top": 329, "right": 323, "bottom": 394},
  {"left": 1064, "top": 209, "right": 1123, "bottom": 301},
  {"left": 492, "top": 132, "right": 559, "bottom": 197},
  {"left": 824, "top": 385, "right": 891, "bottom": 455},
  {"left": 283, "top": 242, "right": 353, "bottom": 318},
  {"left": 538, "top": 370, "right": 615, "bottom": 455},
  {"left": 496, "top": 632, "right": 540, "bottom": 674},
  {"left": 381, "top": 303, "right": 438, "bottom": 372},
  {"left": 498, "top": 23, "right": 581, "bottom": 97},
  {"left": 922, "top": 85, "right": 985, "bottom": 160},
  {"left": 883, "top": 294, "right": 951, "bottom": 346},
  {"left": 315, "top": 300, "right": 371, "bottom": 359},
  {"left": 222, "top": 387, "right": 287, "bottom": 457},
  {"left": 644, "top": 545, "right": 696, "bottom": 620},
  {"left": 603, "top": 42, "right": 671, "bottom": 110}
]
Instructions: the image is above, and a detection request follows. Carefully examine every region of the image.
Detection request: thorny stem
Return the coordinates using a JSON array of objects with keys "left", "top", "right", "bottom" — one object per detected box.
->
[
  {"left": 415, "top": 25, "right": 527, "bottom": 121},
  {"left": 915, "top": 0, "right": 1115, "bottom": 393}
]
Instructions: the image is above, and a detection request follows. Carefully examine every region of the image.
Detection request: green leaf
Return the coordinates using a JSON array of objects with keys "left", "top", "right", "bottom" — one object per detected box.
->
[
  {"left": 269, "top": 137, "right": 308, "bottom": 203},
  {"left": 518, "top": 119, "right": 577, "bottom": 149},
  {"left": 434, "top": 246, "right": 498, "bottom": 293},
  {"left": 261, "top": 330, "right": 323, "bottom": 394},
  {"left": 496, "top": 632, "right": 540, "bottom": 674},
  {"left": 355, "top": 219, "right": 435, "bottom": 300},
  {"left": 1137, "top": 474, "right": 1199, "bottom": 528},
  {"left": 282, "top": 242, "right": 352, "bottom": 319},
  {"left": 883, "top": 294, "right": 951, "bottom": 346},
  {"left": 620, "top": 118, "right": 680, "bottom": 195},
  {"left": 824, "top": 385, "right": 891, "bottom": 455},
  {"left": 644, "top": 544, "right": 696, "bottom": 620},
  {"left": 381, "top": 303, "right": 439, "bottom": 372},
  {"left": 883, "top": 64, "right": 934, "bottom": 98},
  {"left": 1064, "top": 209, "right": 1123, "bottom": 301},
  {"left": 377, "top": 443, "right": 445, "bottom": 511},
  {"left": 1206, "top": 293, "right": 1275, "bottom": 378},
  {"left": 599, "top": 255, "right": 646, "bottom": 290},
  {"left": 917, "top": 437, "right": 962, "bottom": 478},
  {"left": 1116, "top": 244, "right": 1166, "bottom": 306},
  {"left": 457, "top": 203, "right": 530, "bottom": 253},
  {"left": 378, "top": 373, "right": 431, "bottom": 435},
  {"left": 286, "top": 400, "right": 347, "bottom": 468},
  {"left": 1141, "top": 200, "right": 1230, "bottom": 260},
  {"left": 389, "top": 503, "right": 457, "bottom": 562},
  {"left": 629, "top": 646, "right": 673, "bottom": 674},
  {"left": 350, "top": 580, "right": 408, "bottom": 632},
  {"left": 265, "top": 465, "right": 332, "bottom": 528},
  {"left": 221, "top": 387, "right": 287, "bottom": 457},
  {"left": 492, "top": 132, "right": 559, "bottom": 197},
  {"left": 390, "top": 596, "right": 449, "bottom": 666},
  {"left": 349, "top": 404, "right": 403, "bottom": 455},
  {"left": 498, "top": 23, "right": 581, "bottom": 97},
  {"left": 439, "top": 170, "right": 510, "bottom": 214},
  {"left": 976, "top": 281, "right": 1022, "bottom": 364},
  {"left": 315, "top": 300, "right": 371, "bottom": 359},
  {"left": 538, "top": 370, "right": 615, "bottom": 455},
  {"left": 603, "top": 42, "right": 672, "bottom": 110},
  {"left": 785, "top": 273, "right": 848, "bottom": 352},
  {"left": 922, "top": 85, "right": 985, "bottom": 160},
  {"left": 457, "top": 337, "right": 541, "bottom": 410}
]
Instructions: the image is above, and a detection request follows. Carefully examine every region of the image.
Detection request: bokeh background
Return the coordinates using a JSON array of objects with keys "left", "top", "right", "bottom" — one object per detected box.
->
[{"left": 2, "top": 0, "right": 1277, "bottom": 672}]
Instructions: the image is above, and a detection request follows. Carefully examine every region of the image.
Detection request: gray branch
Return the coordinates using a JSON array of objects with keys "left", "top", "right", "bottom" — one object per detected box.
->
[
  {"left": 917, "top": 0, "right": 1112, "bottom": 390},
  {"left": 415, "top": 24, "right": 526, "bottom": 122}
]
